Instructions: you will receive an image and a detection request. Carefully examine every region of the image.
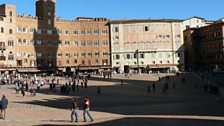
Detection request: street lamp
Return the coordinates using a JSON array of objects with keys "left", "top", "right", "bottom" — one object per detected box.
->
[{"left": 135, "top": 49, "right": 140, "bottom": 74}]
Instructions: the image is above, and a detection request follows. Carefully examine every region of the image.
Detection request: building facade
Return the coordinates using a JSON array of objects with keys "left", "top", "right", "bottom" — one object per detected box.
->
[
  {"left": 0, "top": 0, "right": 111, "bottom": 74},
  {"left": 182, "top": 16, "right": 213, "bottom": 30},
  {"left": 184, "top": 21, "right": 224, "bottom": 71},
  {"left": 109, "top": 19, "right": 185, "bottom": 74},
  {"left": 0, "top": 4, "right": 17, "bottom": 74}
]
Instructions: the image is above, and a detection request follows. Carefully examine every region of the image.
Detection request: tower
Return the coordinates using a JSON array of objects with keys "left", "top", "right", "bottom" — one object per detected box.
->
[{"left": 36, "top": 0, "right": 56, "bottom": 27}]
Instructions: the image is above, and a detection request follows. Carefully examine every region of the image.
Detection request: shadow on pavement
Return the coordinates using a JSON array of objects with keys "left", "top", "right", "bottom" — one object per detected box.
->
[
  {"left": 35, "top": 117, "right": 224, "bottom": 126},
  {"left": 14, "top": 74, "right": 224, "bottom": 116}
]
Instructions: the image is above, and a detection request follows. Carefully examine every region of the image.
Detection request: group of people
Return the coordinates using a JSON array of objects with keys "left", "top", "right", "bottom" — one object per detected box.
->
[
  {"left": 15, "top": 79, "right": 45, "bottom": 97},
  {"left": 60, "top": 78, "right": 89, "bottom": 95},
  {"left": 71, "top": 96, "right": 94, "bottom": 122}
]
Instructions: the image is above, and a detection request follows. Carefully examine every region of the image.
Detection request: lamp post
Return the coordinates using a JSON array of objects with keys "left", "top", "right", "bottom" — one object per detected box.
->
[{"left": 135, "top": 49, "right": 140, "bottom": 74}]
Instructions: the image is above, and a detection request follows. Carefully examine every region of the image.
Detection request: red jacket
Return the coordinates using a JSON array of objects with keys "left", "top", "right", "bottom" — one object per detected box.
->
[{"left": 84, "top": 98, "right": 90, "bottom": 108}]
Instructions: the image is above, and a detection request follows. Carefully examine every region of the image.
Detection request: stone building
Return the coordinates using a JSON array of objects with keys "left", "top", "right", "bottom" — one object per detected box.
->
[{"left": 109, "top": 19, "right": 185, "bottom": 74}]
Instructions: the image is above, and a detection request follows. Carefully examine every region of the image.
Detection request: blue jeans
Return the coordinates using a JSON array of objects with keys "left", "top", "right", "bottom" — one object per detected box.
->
[
  {"left": 71, "top": 109, "right": 78, "bottom": 122},
  {"left": 83, "top": 108, "right": 94, "bottom": 122}
]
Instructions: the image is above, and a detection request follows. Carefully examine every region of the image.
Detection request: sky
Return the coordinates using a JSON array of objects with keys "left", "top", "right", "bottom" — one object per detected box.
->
[{"left": 0, "top": 0, "right": 223, "bottom": 21}]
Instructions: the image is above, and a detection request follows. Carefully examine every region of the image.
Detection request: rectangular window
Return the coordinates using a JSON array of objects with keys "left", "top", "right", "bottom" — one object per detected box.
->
[
  {"left": 23, "top": 27, "right": 27, "bottom": 33},
  {"left": 36, "top": 40, "right": 42, "bottom": 45},
  {"left": 73, "top": 30, "right": 78, "bottom": 35},
  {"left": 74, "top": 40, "right": 78, "bottom": 46},
  {"left": 126, "top": 54, "right": 131, "bottom": 59},
  {"left": 30, "top": 40, "right": 35, "bottom": 45},
  {"left": 8, "top": 40, "right": 14, "bottom": 46},
  {"left": 65, "top": 30, "right": 70, "bottom": 35},
  {"left": 102, "top": 40, "right": 108, "bottom": 45},
  {"left": 102, "top": 59, "right": 108, "bottom": 65},
  {"left": 47, "top": 30, "right": 52, "bottom": 35},
  {"left": 87, "top": 30, "right": 91, "bottom": 35},
  {"left": 23, "top": 39, "right": 27, "bottom": 45},
  {"left": 82, "top": 60, "right": 85, "bottom": 65},
  {"left": 48, "top": 19, "right": 51, "bottom": 25},
  {"left": 114, "top": 27, "right": 119, "bottom": 32},
  {"left": 65, "top": 41, "right": 70, "bottom": 46},
  {"left": 74, "top": 59, "right": 78, "bottom": 64},
  {"left": 17, "top": 39, "right": 22, "bottom": 44},
  {"left": 57, "top": 30, "right": 62, "bottom": 35},
  {"left": 140, "top": 53, "right": 145, "bottom": 59},
  {"left": 47, "top": 40, "right": 52, "bottom": 45},
  {"left": 74, "top": 53, "right": 78, "bottom": 58},
  {"left": 8, "top": 55, "right": 14, "bottom": 60},
  {"left": 81, "top": 30, "right": 85, "bottom": 35},
  {"left": 1, "top": 27, "right": 4, "bottom": 33},
  {"left": 95, "top": 52, "right": 100, "bottom": 57},
  {"left": 94, "top": 40, "right": 99, "bottom": 46},
  {"left": 57, "top": 53, "right": 62, "bottom": 57},
  {"left": 144, "top": 26, "right": 149, "bottom": 31},
  {"left": 37, "top": 52, "right": 42, "bottom": 57},
  {"left": 37, "top": 29, "right": 41, "bottom": 34},
  {"left": 87, "top": 52, "right": 92, "bottom": 57},
  {"left": 17, "top": 27, "right": 21, "bottom": 32},
  {"left": 66, "top": 53, "right": 70, "bottom": 58},
  {"left": 95, "top": 59, "right": 99, "bottom": 64},
  {"left": 87, "top": 41, "right": 92, "bottom": 46},
  {"left": 116, "top": 55, "right": 120, "bottom": 59},
  {"left": 102, "top": 30, "right": 107, "bottom": 34},
  {"left": 57, "top": 40, "right": 62, "bottom": 45},
  {"left": 103, "top": 52, "right": 108, "bottom": 58},
  {"left": 81, "top": 52, "right": 86, "bottom": 57},
  {"left": 66, "top": 60, "right": 70, "bottom": 64},
  {"left": 94, "top": 29, "right": 99, "bottom": 35},
  {"left": 9, "top": 29, "right": 13, "bottom": 34},
  {"left": 30, "top": 28, "right": 35, "bottom": 33},
  {"left": 81, "top": 41, "right": 85, "bottom": 46}
]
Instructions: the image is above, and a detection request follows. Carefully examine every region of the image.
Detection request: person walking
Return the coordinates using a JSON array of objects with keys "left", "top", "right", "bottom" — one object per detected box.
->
[
  {"left": 97, "top": 86, "right": 101, "bottom": 95},
  {"left": 0, "top": 95, "right": 8, "bottom": 120},
  {"left": 162, "top": 82, "right": 169, "bottom": 94},
  {"left": 152, "top": 83, "right": 156, "bottom": 92},
  {"left": 147, "top": 85, "right": 151, "bottom": 93},
  {"left": 83, "top": 96, "right": 94, "bottom": 122},
  {"left": 71, "top": 97, "right": 79, "bottom": 122}
]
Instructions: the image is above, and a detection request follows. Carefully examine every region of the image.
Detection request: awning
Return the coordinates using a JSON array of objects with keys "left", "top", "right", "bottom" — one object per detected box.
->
[
  {"left": 78, "top": 67, "right": 100, "bottom": 70},
  {"left": 129, "top": 65, "right": 146, "bottom": 68},
  {"left": 147, "top": 64, "right": 177, "bottom": 69},
  {"left": 113, "top": 66, "right": 120, "bottom": 68},
  {"left": 17, "top": 68, "right": 42, "bottom": 73}
]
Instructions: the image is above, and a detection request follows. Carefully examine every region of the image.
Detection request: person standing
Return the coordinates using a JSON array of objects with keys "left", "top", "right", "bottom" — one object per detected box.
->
[
  {"left": 21, "top": 87, "right": 25, "bottom": 97},
  {"left": 0, "top": 95, "right": 8, "bottom": 120},
  {"left": 71, "top": 97, "right": 79, "bottom": 122},
  {"left": 83, "top": 96, "right": 94, "bottom": 122}
]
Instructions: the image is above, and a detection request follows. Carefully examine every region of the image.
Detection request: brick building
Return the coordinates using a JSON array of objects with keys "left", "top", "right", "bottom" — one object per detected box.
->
[
  {"left": 0, "top": 0, "right": 111, "bottom": 74},
  {"left": 184, "top": 21, "right": 224, "bottom": 71}
]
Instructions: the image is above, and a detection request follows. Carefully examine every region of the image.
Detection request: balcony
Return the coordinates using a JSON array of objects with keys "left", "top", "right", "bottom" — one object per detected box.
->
[
  {"left": 0, "top": 42, "right": 6, "bottom": 50},
  {"left": 0, "top": 56, "right": 6, "bottom": 60}
]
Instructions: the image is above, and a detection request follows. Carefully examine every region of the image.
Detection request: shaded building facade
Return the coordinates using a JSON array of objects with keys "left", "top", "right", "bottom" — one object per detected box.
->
[{"left": 184, "top": 22, "right": 224, "bottom": 71}]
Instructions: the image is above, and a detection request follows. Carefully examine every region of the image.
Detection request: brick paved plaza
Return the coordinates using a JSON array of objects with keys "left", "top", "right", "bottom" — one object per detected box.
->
[{"left": 0, "top": 73, "right": 224, "bottom": 126}]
